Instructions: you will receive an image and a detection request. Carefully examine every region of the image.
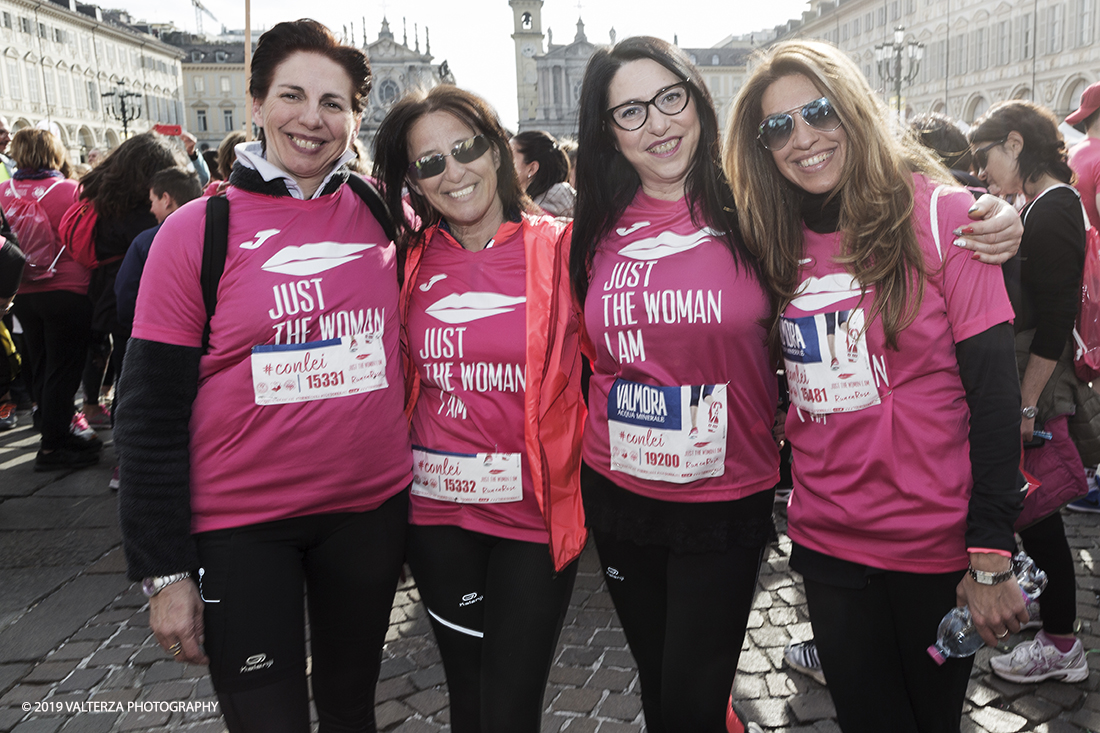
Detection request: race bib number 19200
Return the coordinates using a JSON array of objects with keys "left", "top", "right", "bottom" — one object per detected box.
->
[{"left": 607, "top": 379, "right": 727, "bottom": 484}]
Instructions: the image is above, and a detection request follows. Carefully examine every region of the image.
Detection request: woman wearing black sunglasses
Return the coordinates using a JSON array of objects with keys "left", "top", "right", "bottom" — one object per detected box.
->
[
  {"left": 372, "top": 85, "right": 586, "bottom": 733},
  {"left": 725, "top": 40, "right": 1027, "bottom": 732},
  {"left": 969, "top": 101, "right": 1090, "bottom": 687}
]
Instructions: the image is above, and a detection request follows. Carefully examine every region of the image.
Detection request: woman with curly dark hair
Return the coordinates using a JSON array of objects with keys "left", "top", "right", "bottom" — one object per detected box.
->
[{"left": 78, "top": 131, "right": 188, "bottom": 415}]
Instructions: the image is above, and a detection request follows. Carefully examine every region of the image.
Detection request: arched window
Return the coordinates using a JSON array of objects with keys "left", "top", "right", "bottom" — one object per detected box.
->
[
  {"left": 378, "top": 79, "right": 400, "bottom": 106},
  {"left": 521, "top": 12, "right": 532, "bottom": 29}
]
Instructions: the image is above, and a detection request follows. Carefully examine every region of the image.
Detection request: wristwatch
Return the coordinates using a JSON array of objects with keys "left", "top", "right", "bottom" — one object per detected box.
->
[
  {"left": 1021, "top": 406, "right": 1038, "bottom": 419},
  {"left": 142, "top": 572, "right": 191, "bottom": 597},
  {"left": 967, "top": 564, "right": 1014, "bottom": 585}
]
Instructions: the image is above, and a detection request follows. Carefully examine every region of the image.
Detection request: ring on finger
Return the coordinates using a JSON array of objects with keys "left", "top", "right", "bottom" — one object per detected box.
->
[
  {"left": 997, "top": 629, "right": 1010, "bottom": 639},
  {"left": 169, "top": 642, "right": 183, "bottom": 656}
]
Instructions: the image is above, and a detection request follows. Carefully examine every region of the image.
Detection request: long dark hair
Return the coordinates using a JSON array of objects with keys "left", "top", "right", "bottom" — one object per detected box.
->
[
  {"left": 512, "top": 130, "right": 570, "bottom": 199},
  {"left": 372, "top": 85, "right": 531, "bottom": 244},
  {"left": 78, "top": 132, "right": 188, "bottom": 220},
  {"left": 569, "top": 36, "right": 752, "bottom": 304}
]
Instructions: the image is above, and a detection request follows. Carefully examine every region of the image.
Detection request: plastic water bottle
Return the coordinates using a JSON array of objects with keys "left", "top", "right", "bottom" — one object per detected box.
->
[{"left": 927, "top": 553, "right": 1048, "bottom": 665}]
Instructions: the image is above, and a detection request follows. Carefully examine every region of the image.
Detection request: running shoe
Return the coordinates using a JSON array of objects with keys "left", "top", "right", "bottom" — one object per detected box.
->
[
  {"left": 84, "top": 406, "right": 112, "bottom": 429},
  {"left": 990, "top": 630, "right": 1088, "bottom": 683},
  {"left": 35, "top": 447, "right": 99, "bottom": 472},
  {"left": 830, "top": 357, "right": 839, "bottom": 371},
  {"left": 688, "top": 427, "right": 699, "bottom": 439},
  {"left": 784, "top": 640, "right": 827, "bottom": 685},
  {"left": 71, "top": 412, "right": 97, "bottom": 440},
  {"left": 726, "top": 697, "right": 764, "bottom": 733},
  {"left": 1067, "top": 488, "right": 1100, "bottom": 513},
  {"left": 109, "top": 466, "right": 120, "bottom": 490},
  {"left": 0, "top": 401, "right": 16, "bottom": 430}
]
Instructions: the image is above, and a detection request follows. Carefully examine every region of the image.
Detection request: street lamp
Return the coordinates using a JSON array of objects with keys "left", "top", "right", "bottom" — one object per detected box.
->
[
  {"left": 875, "top": 27, "right": 923, "bottom": 117},
  {"left": 101, "top": 86, "right": 143, "bottom": 138}
]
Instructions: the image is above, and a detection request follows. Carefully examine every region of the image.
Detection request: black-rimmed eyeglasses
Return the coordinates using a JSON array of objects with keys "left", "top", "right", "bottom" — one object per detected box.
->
[
  {"left": 606, "top": 81, "right": 692, "bottom": 132},
  {"left": 757, "top": 97, "right": 842, "bottom": 151},
  {"left": 408, "top": 134, "right": 492, "bottom": 180},
  {"left": 971, "top": 139, "right": 1007, "bottom": 170}
]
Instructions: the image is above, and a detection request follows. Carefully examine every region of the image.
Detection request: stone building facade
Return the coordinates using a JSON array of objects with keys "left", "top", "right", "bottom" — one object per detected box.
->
[
  {"left": 772, "top": 0, "right": 1100, "bottom": 124},
  {"left": 0, "top": 0, "right": 183, "bottom": 162},
  {"left": 509, "top": 0, "right": 758, "bottom": 138}
]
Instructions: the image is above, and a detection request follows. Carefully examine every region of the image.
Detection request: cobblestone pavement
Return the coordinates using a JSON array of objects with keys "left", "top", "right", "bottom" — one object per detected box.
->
[{"left": 3, "top": 411, "right": 1100, "bottom": 732}]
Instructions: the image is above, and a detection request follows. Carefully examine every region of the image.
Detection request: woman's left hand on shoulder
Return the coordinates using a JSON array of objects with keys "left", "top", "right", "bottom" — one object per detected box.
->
[{"left": 952, "top": 194, "right": 1023, "bottom": 265}]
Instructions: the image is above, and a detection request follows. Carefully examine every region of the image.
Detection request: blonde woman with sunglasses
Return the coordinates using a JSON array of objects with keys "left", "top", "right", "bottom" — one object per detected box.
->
[
  {"left": 372, "top": 85, "right": 586, "bottom": 733},
  {"left": 724, "top": 40, "right": 1028, "bottom": 732}
]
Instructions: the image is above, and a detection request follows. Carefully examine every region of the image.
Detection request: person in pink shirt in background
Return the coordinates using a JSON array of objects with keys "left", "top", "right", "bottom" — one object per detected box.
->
[
  {"left": 373, "top": 86, "right": 586, "bottom": 733},
  {"left": 0, "top": 129, "right": 89, "bottom": 470},
  {"left": 725, "top": 40, "right": 1026, "bottom": 733},
  {"left": 1066, "top": 81, "right": 1100, "bottom": 230}
]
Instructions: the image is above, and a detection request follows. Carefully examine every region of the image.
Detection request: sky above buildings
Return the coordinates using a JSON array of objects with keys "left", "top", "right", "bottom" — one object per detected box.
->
[{"left": 113, "top": 0, "right": 813, "bottom": 130}]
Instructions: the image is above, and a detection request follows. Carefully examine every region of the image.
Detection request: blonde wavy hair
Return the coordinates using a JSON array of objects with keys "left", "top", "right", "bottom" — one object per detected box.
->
[{"left": 722, "top": 40, "right": 953, "bottom": 348}]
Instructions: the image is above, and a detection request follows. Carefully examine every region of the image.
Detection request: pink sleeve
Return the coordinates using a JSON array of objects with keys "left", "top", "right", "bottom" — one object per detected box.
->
[
  {"left": 934, "top": 186, "right": 1016, "bottom": 343},
  {"left": 131, "top": 199, "right": 208, "bottom": 348}
]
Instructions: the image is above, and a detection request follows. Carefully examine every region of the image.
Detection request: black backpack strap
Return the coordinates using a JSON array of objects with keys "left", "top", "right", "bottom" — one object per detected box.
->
[
  {"left": 346, "top": 174, "right": 398, "bottom": 245},
  {"left": 201, "top": 195, "right": 229, "bottom": 353}
]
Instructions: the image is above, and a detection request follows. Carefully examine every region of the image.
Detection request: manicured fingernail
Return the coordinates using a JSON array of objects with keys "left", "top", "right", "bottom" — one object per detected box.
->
[
  {"left": 968, "top": 204, "right": 979, "bottom": 213},
  {"left": 971, "top": 252, "right": 981, "bottom": 260},
  {"left": 953, "top": 238, "right": 968, "bottom": 248}
]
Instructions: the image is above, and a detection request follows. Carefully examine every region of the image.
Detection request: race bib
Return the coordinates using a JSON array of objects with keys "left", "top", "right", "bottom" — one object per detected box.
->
[
  {"left": 780, "top": 308, "right": 880, "bottom": 415},
  {"left": 607, "top": 379, "right": 727, "bottom": 484},
  {"left": 251, "top": 334, "right": 387, "bottom": 405},
  {"left": 411, "top": 446, "right": 523, "bottom": 504}
]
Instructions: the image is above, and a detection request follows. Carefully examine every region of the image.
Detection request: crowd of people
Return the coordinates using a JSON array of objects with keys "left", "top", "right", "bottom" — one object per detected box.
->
[{"left": 4, "top": 13, "right": 1098, "bottom": 733}]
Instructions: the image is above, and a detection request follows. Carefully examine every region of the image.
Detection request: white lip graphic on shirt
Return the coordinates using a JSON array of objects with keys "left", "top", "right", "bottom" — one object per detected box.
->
[
  {"left": 789, "top": 273, "right": 863, "bottom": 312},
  {"left": 424, "top": 292, "right": 526, "bottom": 324},
  {"left": 261, "top": 242, "right": 376, "bottom": 276},
  {"left": 617, "top": 228, "right": 721, "bottom": 260}
]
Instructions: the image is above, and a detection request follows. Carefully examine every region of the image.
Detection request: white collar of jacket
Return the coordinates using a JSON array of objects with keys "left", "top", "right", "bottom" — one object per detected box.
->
[{"left": 233, "top": 141, "right": 356, "bottom": 200}]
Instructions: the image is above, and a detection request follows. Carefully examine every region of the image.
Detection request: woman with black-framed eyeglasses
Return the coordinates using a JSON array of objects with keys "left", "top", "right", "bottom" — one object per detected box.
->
[
  {"left": 724, "top": 39, "right": 1028, "bottom": 732},
  {"left": 372, "top": 85, "right": 586, "bottom": 733},
  {"left": 569, "top": 35, "right": 776, "bottom": 733}
]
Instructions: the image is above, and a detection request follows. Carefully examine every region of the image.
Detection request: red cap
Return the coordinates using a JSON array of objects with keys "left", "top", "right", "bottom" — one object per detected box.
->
[{"left": 1066, "top": 81, "right": 1100, "bottom": 125}]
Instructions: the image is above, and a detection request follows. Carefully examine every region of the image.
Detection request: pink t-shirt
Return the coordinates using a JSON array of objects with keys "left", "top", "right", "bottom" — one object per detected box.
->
[
  {"left": 782, "top": 175, "right": 1015, "bottom": 573},
  {"left": 0, "top": 177, "right": 87, "bottom": 296},
  {"left": 133, "top": 184, "right": 412, "bottom": 533},
  {"left": 405, "top": 221, "right": 548, "bottom": 543},
  {"left": 584, "top": 191, "right": 780, "bottom": 502},
  {"left": 1069, "top": 138, "right": 1100, "bottom": 229}
]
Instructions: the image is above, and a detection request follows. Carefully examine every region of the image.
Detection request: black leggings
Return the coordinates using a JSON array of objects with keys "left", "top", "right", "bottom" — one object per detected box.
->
[
  {"left": 12, "top": 290, "right": 92, "bottom": 449},
  {"left": 1019, "top": 511, "right": 1077, "bottom": 635},
  {"left": 405, "top": 524, "right": 577, "bottom": 733},
  {"left": 194, "top": 491, "right": 408, "bottom": 733},
  {"left": 804, "top": 569, "right": 973, "bottom": 733},
  {"left": 590, "top": 528, "right": 768, "bottom": 733}
]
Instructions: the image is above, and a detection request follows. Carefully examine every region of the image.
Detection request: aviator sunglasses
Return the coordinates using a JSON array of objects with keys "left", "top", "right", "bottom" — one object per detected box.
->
[
  {"left": 757, "top": 97, "right": 842, "bottom": 151},
  {"left": 408, "top": 134, "right": 492, "bottom": 180}
]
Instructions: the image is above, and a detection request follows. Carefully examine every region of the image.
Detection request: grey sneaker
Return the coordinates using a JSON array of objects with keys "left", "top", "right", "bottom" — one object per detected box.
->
[
  {"left": 990, "top": 630, "right": 1088, "bottom": 683},
  {"left": 784, "top": 640, "right": 826, "bottom": 685}
]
